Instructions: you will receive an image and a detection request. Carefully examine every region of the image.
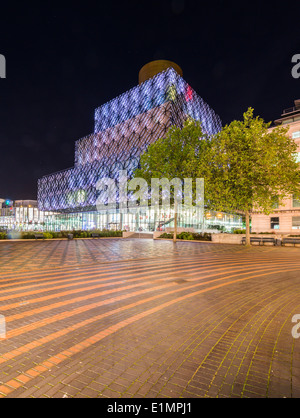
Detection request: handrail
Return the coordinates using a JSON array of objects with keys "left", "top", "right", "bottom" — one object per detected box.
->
[{"left": 282, "top": 106, "right": 300, "bottom": 115}]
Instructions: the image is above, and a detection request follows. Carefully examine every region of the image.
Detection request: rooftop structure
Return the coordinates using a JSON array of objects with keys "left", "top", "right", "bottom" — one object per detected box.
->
[{"left": 275, "top": 99, "right": 300, "bottom": 125}]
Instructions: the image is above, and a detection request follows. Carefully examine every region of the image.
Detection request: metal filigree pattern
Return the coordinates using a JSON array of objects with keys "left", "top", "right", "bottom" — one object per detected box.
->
[{"left": 38, "top": 68, "right": 222, "bottom": 212}]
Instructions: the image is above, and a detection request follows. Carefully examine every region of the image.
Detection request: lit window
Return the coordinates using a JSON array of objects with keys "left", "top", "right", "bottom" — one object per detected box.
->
[
  {"left": 292, "top": 216, "right": 300, "bottom": 229},
  {"left": 271, "top": 196, "right": 279, "bottom": 209},
  {"left": 270, "top": 217, "right": 280, "bottom": 230},
  {"left": 292, "top": 131, "right": 300, "bottom": 139},
  {"left": 295, "top": 152, "right": 300, "bottom": 163},
  {"left": 293, "top": 194, "right": 300, "bottom": 208}
]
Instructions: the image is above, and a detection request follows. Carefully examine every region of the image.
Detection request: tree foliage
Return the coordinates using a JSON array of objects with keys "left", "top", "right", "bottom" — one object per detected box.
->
[
  {"left": 134, "top": 119, "right": 208, "bottom": 241},
  {"left": 135, "top": 119, "right": 208, "bottom": 181},
  {"left": 200, "top": 108, "right": 300, "bottom": 244},
  {"left": 134, "top": 108, "right": 300, "bottom": 246}
]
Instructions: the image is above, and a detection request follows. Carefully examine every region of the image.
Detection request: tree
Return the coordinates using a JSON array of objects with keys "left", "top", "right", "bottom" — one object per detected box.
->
[
  {"left": 133, "top": 119, "right": 208, "bottom": 242},
  {"left": 201, "top": 108, "right": 300, "bottom": 245}
]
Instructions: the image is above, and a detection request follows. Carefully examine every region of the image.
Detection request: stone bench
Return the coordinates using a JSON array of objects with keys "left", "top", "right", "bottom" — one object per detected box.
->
[
  {"left": 282, "top": 238, "right": 300, "bottom": 247},
  {"left": 241, "top": 237, "right": 276, "bottom": 246}
]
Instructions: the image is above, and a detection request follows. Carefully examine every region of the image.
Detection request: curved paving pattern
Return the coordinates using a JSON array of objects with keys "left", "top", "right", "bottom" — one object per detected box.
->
[{"left": 0, "top": 239, "right": 300, "bottom": 398}]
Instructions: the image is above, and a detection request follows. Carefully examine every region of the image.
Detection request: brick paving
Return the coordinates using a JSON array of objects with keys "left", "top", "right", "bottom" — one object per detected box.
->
[{"left": 0, "top": 238, "right": 300, "bottom": 398}]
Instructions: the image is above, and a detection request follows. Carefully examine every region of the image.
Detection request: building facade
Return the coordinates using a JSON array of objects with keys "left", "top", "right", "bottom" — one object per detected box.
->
[
  {"left": 252, "top": 99, "right": 300, "bottom": 234},
  {"left": 38, "top": 61, "right": 243, "bottom": 232},
  {"left": 0, "top": 199, "right": 47, "bottom": 231}
]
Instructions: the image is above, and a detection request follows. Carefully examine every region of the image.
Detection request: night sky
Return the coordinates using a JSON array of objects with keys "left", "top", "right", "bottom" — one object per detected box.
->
[{"left": 0, "top": 0, "right": 299, "bottom": 200}]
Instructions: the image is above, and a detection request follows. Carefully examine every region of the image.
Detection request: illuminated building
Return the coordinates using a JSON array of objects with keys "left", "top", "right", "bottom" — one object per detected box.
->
[
  {"left": 0, "top": 199, "right": 47, "bottom": 231},
  {"left": 38, "top": 61, "right": 242, "bottom": 232}
]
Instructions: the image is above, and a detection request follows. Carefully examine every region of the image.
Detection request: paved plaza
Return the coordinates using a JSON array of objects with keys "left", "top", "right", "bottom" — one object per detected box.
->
[{"left": 0, "top": 238, "right": 300, "bottom": 398}]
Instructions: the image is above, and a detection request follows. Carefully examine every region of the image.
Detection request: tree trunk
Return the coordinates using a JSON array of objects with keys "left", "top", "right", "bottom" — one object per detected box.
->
[
  {"left": 173, "top": 202, "right": 178, "bottom": 243},
  {"left": 245, "top": 211, "right": 251, "bottom": 246}
]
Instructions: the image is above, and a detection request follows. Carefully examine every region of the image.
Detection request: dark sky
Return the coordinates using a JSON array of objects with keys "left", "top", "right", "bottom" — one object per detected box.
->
[{"left": 0, "top": 0, "right": 299, "bottom": 200}]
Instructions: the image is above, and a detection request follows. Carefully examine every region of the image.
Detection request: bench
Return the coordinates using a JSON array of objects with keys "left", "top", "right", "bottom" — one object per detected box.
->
[
  {"left": 241, "top": 237, "right": 276, "bottom": 246},
  {"left": 34, "top": 234, "right": 45, "bottom": 240},
  {"left": 282, "top": 238, "right": 300, "bottom": 247},
  {"left": 91, "top": 233, "right": 100, "bottom": 238}
]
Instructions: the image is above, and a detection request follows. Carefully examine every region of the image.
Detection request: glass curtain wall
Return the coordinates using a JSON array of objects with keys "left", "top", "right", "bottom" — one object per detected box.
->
[{"left": 43, "top": 207, "right": 243, "bottom": 233}]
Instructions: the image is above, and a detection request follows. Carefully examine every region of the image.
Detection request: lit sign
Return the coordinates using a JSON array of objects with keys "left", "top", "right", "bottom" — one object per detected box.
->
[{"left": 185, "top": 85, "right": 193, "bottom": 102}]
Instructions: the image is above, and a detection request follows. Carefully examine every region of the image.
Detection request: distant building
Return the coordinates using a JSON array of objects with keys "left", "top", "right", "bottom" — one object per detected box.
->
[
  {"left": 0, "top": 199, "right": 48, "bottom": 231},
  {"left": 251, "top": 99, "right": 300, "bottom": 234}
]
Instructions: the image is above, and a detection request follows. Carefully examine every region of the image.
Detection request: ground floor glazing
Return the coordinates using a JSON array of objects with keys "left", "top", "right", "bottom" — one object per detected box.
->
[{"left": 42, "top": 208, "right": 243, "bottom": 233}]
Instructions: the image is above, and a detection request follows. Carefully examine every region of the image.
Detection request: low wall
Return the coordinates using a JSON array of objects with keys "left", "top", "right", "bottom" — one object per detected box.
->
[
  {"left": 165, "top": 227, "right": 195, "bottom": 233},
  {"left": 211, "top": 233, "right": 283, "bottom": 245},
  {"left": 124, "top": 231, "right": 299, "bottom": 245},
  {"left": 153, "top": 231, "right": 164, "bottom": 239},
  {"left": 122, "top": 231, "right": 136, "bottom": 238}
]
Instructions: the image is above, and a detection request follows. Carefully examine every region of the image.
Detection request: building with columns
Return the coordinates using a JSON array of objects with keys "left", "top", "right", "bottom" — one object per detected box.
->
[{"left": 251, "top": 99, "right": 300, "bottom": 234}]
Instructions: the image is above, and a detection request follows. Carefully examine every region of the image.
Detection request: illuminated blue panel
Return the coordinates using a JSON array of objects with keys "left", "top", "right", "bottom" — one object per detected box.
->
[
  {"left": 94, "top": 68, "right": 221, "bottom": 135},
  {"left": 38, "top": 67, "right": 222, "bottom": 212}
]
